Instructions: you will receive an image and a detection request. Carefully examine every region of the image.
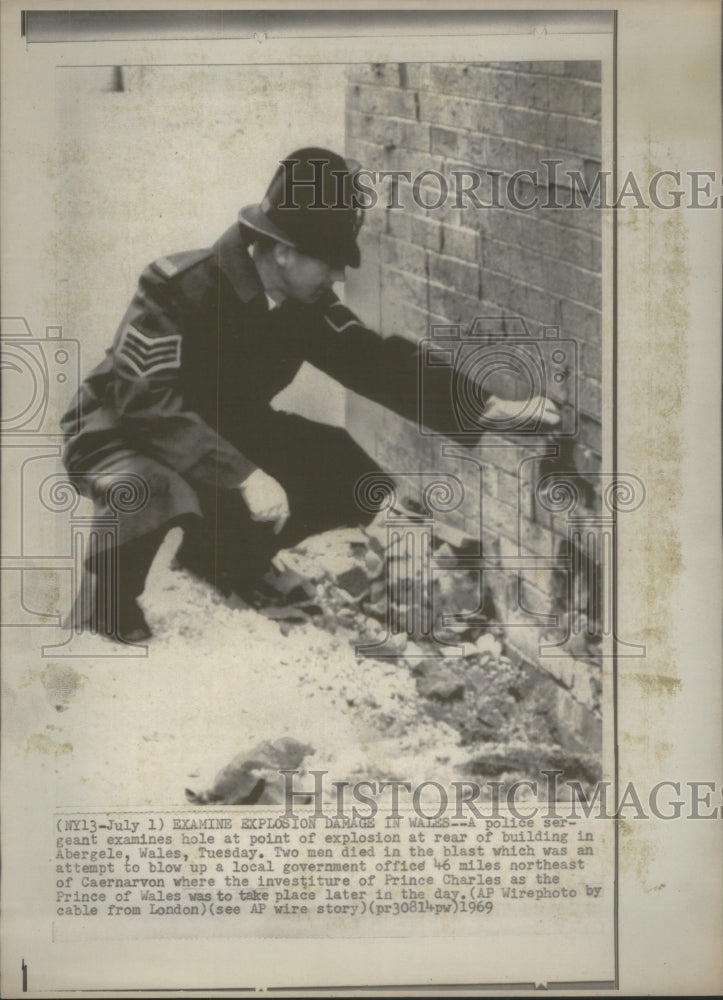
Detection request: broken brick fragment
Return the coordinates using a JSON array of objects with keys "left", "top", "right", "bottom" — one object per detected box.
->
[{"left": 335, "top": 564, "right": 371, "bottom": 598}]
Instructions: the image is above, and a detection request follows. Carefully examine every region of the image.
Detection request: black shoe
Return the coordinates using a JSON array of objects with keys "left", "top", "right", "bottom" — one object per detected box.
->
[
  {"left": 115, "top": 599, "right": 152, "bottom": 644},
  {"left": 172, "top": 536, "right": 218, "bottom": 584},
  {"left": 64, "top": 584, "right": 152, "bottom": 644},
  {"left": 173, "top": 537, "right": 271, "bottom": 599},
  {"left": 172, "top": 538, "right": 204, "bottom": 576}
]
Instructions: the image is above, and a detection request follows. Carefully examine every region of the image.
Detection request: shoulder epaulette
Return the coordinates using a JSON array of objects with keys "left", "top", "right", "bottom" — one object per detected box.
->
[
  {"left": 323, "top": 299, "right": 370, "bottom": 335},
  {"left": 149, "top": 247, "right": 213, "bottom": 280}
]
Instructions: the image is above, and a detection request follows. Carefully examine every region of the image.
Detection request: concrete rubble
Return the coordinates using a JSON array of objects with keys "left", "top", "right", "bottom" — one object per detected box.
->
[{"left": 186, "top": 512, "right": 602, "bottom": 802}]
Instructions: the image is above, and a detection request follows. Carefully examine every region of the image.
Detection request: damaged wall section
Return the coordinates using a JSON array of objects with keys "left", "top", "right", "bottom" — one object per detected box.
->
[{"left": 343, "top": 61, "right": 604, "bottom": 747}]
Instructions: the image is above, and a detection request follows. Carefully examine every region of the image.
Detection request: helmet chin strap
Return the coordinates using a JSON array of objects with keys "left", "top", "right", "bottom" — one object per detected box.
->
[{"left": 249, "top": 241, "right": 288, "bottom": 306}]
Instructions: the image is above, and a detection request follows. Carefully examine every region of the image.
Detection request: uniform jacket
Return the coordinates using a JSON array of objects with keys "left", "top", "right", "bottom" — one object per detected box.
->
[{"left": 61, "top": 223, "right": 427, "bottom": 489}]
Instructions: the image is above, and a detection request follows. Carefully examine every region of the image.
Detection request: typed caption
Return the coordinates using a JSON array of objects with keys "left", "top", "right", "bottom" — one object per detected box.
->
[{"left": 53, "top": 807, "right": 610, "bottom": 941}]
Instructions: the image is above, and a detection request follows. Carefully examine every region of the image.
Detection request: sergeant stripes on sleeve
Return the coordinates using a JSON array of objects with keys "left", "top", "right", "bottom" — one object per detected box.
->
[{"left": 116, "top": 324, "right": 182, "bottom": 377}]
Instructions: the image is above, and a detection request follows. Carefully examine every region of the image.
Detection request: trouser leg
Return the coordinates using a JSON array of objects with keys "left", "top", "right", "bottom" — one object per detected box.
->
[
  {"left": 238, "top": 411, "right": 385, "bottom": 546},
  {"left": 64, "top": 449, "right": 202, "bottom": 642},
  {"left": 173, "top": 489, "right": 279, "bottom": 595},
  {"left": 177, "top": 415, "right": 385, "bottom": 595},
  {"left": 63, "top": 415, "right": 386, "bottom": 625},
  {"left": 65, "top": 524, "right": 174, "bottom": 642}
]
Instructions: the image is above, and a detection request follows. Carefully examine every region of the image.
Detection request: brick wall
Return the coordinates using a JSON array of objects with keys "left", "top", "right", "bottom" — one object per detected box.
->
[{"left": 344, "top": 61, "right": 603, "bottom": 731}]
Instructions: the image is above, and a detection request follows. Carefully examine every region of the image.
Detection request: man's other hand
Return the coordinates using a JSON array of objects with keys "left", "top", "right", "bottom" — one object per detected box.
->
[
  {"left": 484, "top": 394, "right": 561, "bottom": 428},
  {"left": 239, "top": 470, "right": 290, "bottom": 534}
]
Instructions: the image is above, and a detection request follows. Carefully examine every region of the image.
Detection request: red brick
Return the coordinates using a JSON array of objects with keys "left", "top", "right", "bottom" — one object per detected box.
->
[
  {"left": 497, "top": 469, "right": 520, "bottom": 508},
  {"left": 562, "top": 61, "right": 602, "bottom": 83},
  {"left": 475, "top": 207, "right": 518, "bottom": 242},
  {"left": 500, "top": 61, "right": 537, "bottom": 76},
  {"left": 480, "top": 494, "right": 519, "bottom": 543},
  {"left": 578, "top": 414, "right": 602, "bottom": 452},
  {"left": 564, "top": 117, "right": 602, "bottom": 159},
  {"left": 519, "top": 579, "right": 552, "bottom": 617},
  {"left": 519, "top": 520, "right": 558, "bottom": 558},
  {"left": 356, "top": 84, "right": 420, "bottom": 120},
  {"left": 579, "top": 377, "right": 602, "bottom": 420},
  {"left": 471, "top": 100, "right": 506, "bottom": 136},
  {"left": 381, "top": 296, "right": 431, "bottom": 343},
  {"left": 522, "top": 565, "right": 566, "bottom": 602},
  {"left": 345, "top": 137, "right": 382, "bottom": 171},
  {"left": 474, "top": 67, "right": 517, "bottom": 104},
  {"left": 346, "top": 109, "right": 365, "bottom": 140},
  {"left": 346, "top": 83, "right": 362, "bottom": 111},
  {"left": 418, "top": 92, "right": 484, "bottom": 132},
  {"left": 577, "top": 345, "right": 603, "bottom": 395},
  {"left": 529, "top": 61, "right": 567, "bottom": 76},
  {"left": 380, "top": 234, "right": 428, "bottom": 278},
  {"left": 375, "top": 151, "right": 445, "bottom": 190},
  {"left": 456, "top": 132, "right": 490, "bottom": 168},
  {"left": 349, "top": 112, "right": 430, "bottom": 154},
  {"left": 387, "top": 210, "right": 442, "bottom": 251},
  {"left": 548, "top": 77, "right": 584, "bottom": 117},
  {"left": 537, "top": 154, "right": 589, "bottom": 191},
  {"left": 440, "top": 165, "right": 497, "bottom": 214},
  {"left": 482, "top": 464, "right": 499, "bottom": 498},
  {"left": 515, "top": 73, "right": 550, "bottom": 111},
  {"left": 543, "top": 200, "right": 602, "bottom": 236},
  {"left": 481, "top": 270, "right": 528, "bottom": 316},
  {"left": 440, "top": 224, "right": 478, "bottom": 261},
  {"left": 429, "top": 254, "right": 480, "bottom": 297},
  {"left": 485, "top": 136, "right": 521, "bottom": 172},
  {"left": 358, "top": 206, "right": 386, "bottom": 235},
  {"left": 553, "top": 224, "right": 602, "bottom": 271},
  {"left": 478, "top": 440, "right": 525, "bottom": 476},
  {"left": 582, "top": 83, "right": 602, "bottom": 121},
  {"left": 348, "top": 63, "right": 402, "bottom": 86},
  {"left": 524, "top": 293, "right": 562, "bottom": 333},
  {"left": 502, "top": 106, "right": 549, "bottom": 146},
  {"left": 571, "top": 442, "right": 601, "bottom": 476},
  {"left": 381, "top": 266, "right": 427, "bottom": 310},
  {"left": 559, "top": 298, "right": 601, "bottom": 345},
  {"left": 428, "top": 286, "right": 482, "bottom": 327},
  {"left": 541, "top": 258, "right": 601, "bottom": 309},
  {"left": 430, "top": 125, "right": 462, "bottom": 158},
  {"left": 483, "top": 239, "right": 546, "bottom": 288},
  {"left": 405, "top": 63, "right": 432, "bottom": 90},
  {"left": 429, "top": 64, "right": 484, "bottom": 99}
]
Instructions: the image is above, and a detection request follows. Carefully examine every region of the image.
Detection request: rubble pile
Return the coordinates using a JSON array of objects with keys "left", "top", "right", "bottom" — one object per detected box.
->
[
  {"left": 186, "top": 737, "right": 314, "bottom": 806},
  {"left": 242, "top": 514, "right": 601, "bottom": 787}
]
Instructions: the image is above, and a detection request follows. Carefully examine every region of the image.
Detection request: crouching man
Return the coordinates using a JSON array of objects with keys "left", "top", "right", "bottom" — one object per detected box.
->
[{"left": 61, "top": 147, "right": 559, "bottom": 643}]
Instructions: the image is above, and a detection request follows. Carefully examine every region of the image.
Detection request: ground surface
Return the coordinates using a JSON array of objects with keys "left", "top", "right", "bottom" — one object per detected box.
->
[{"left": 11, "top": 526, "right": 598, "bottom": 810}]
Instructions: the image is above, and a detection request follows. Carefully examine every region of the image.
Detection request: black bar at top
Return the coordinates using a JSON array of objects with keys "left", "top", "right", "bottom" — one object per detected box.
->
[{"left": 23, "top": 9, "right": 614, "bottom": 44}]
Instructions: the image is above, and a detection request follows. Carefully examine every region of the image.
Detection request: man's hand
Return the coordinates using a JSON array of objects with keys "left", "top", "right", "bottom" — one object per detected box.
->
[
  {"left": 238, "top": 469, "right": 290, "bottom": 534},
  {"left": 484, "top": 394, "right": 561, "bottom": 428}
]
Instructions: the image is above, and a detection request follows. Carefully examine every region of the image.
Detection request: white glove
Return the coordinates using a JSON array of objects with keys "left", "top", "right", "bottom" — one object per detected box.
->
[
  {"left": 484, "top": 394, "right": 561, "bottom": 427},
  {"left": 238, "top": 469, "right": 290, "bottom": 534}
]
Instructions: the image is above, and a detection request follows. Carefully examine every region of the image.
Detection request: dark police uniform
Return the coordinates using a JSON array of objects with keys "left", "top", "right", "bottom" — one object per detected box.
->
[{"left": 61, "top": 222, "right": 425, "bottom": 628}]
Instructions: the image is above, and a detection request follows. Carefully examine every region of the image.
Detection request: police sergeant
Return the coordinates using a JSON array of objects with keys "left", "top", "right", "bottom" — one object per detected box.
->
[{"left": 61, "top": 147, "right": 559, "bottom": 643}]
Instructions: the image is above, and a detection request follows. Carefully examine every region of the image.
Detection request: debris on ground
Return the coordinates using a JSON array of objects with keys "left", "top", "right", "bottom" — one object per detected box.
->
[
  {"left": 181, "top": 510, "right": 601, "bottom": 804},
  {"left": 186, "top": 737, "right": 314, "bottom": 805}
]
